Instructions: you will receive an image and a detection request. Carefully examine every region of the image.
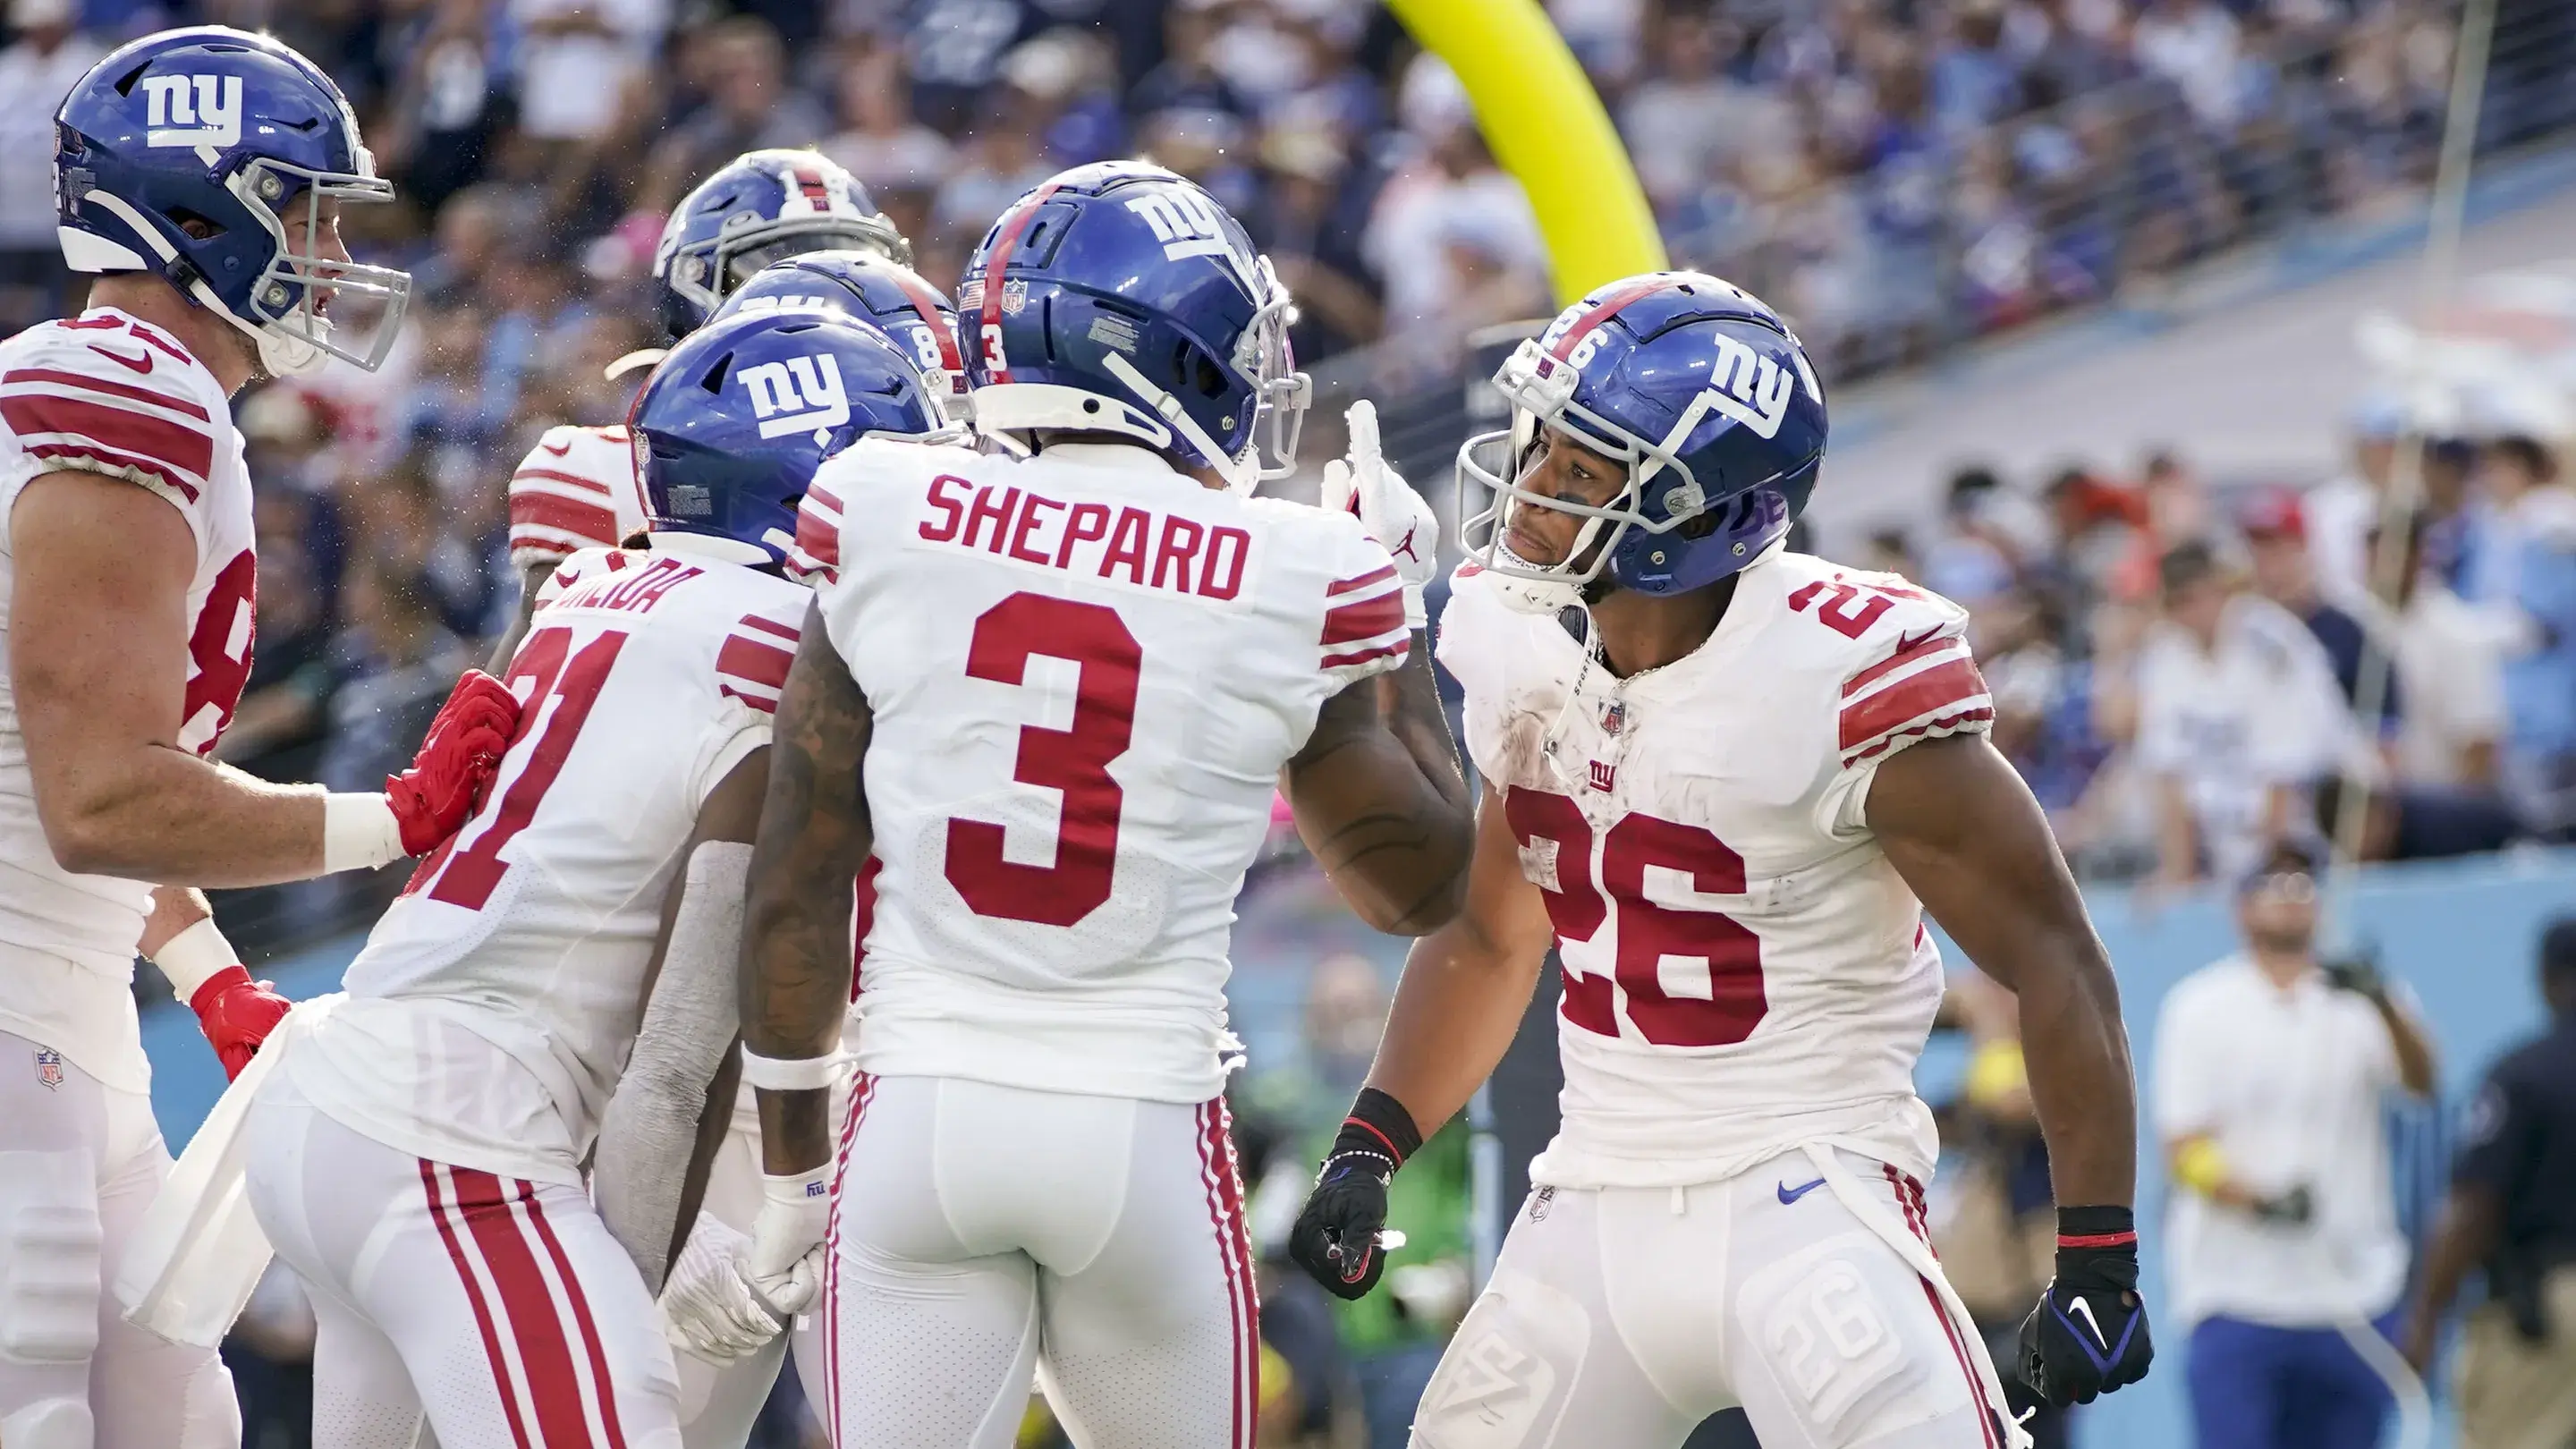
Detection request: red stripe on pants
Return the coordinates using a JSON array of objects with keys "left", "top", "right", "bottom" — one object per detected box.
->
[
  {"left": 1885, "top": 1165, "right": 2000, "bottom": 1449},
  {"left": 1197, "top": 1101, "right": 1258, "bottom": 1449},
  {"left": 449, "top": 1166, "right": 610, "bottom": 1447},
  {"left": 822, "top": 1073, "right": 877, "bottom": 1449},
  {"left": 520, "top": 1188, "right": 631, "bottom": 1449},
  {"left": 421, "top": 1162, "right": 538, "bottom": 1449}
]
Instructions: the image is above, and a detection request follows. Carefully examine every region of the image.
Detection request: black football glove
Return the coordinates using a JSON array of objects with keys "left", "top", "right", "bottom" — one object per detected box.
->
[
  {"left": 1286, "top": 1088, "right": 1420, "bottom": 1301},
  {"left": 2018, "top": 1207, "right": 2155, "bottom": 1406}
]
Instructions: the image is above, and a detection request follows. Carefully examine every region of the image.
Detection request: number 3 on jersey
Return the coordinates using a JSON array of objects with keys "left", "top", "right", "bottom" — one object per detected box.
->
[
  {"left": 945, "top": 591, "right": 1142, "bottom": 927},
  {"left": 1505, "top": 786, "right": 1768, "bottom": 1047}
]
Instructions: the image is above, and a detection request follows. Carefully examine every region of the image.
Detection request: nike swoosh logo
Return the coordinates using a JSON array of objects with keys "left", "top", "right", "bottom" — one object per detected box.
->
[
  {"left": 87, "top": 343, "right": 153, "bottom": 374},
  {"left": 1894, "top": 625, "right": 1941, "bottom": 657},
  {"left": 1776, "top": 1177, "right": 1826, "bottom": 1205},
  {"left": 2067, "top": 1294, "right": 2109, "bottom": 1351},
  {"left": 540, "top": 437, "right": 574, "bottom": 456}
]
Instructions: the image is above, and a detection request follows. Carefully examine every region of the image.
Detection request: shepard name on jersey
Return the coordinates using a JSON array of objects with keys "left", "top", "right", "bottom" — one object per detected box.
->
[
  {"left": 0, "top": 308, "right": 255, "bottom": 1088},
  {"left": 1437, "top": 545, "right": 1996, "bottom": 1189},
  {"left": 797, "top": 435, "right": 1411, "bottom": 1103},
  {"left": 286, "top": 541, "right": 806, "bottom": 1182}
]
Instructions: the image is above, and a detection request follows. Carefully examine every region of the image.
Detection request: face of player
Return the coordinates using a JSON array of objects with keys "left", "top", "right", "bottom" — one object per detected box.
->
[
  {"left": 1504, "top": 427, "right": 1625, "bottom": 569},
  {"left": 282, "top": 195, "right": 354, "bottom": 315},
  {"left": 2237, "top": 870, "right": 2318, "bottom": 955}
]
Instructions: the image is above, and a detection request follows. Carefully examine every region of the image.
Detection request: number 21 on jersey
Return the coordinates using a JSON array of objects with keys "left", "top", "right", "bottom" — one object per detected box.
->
[{"left": 407, "top": 623, "right": 625, "bottom": 908}]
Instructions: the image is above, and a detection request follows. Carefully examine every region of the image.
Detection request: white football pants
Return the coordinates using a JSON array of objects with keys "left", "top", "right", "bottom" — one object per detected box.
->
[
  {"left": 1411, "top": 1148, "right": 2021, "bottom": 1449},
  {"left": 0, "top": 1029, "right": 239, "bottom": 1449},
  {"left": 242, "top": 1071, "right": 684, "bottom": 1449},
  {"left": 818, "top": 1074, "right": 1258, "bottom": 1449}
]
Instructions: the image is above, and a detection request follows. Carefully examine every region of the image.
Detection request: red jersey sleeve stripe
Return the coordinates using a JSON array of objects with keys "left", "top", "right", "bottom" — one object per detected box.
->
[
  {"left": 2, "top": 394, "right": 213, "bottom": 479},
  {"left": 1327, "top": 564, "right": 1399, "bottom": 597},
  {"left": 806, "top": 482, "right": 843, "bottom": 513},
  {"left": 1843, "top": 633, "right": 1962, "bottom": 699},
  {"left": 1321, "top": 589, "right": 1407, "bottom": 647},
  {"left": 717, "top": 635, "right": 794, "bottom": 691},
  {"left": 1322, "top": 639, "right": 1411, "bottom": 671},
  {"left": 738, "top": 612, "right": 800, "bottom": 643},
  {"left": 795, "top": 501, "right": 842, "bottom": 569},
  {"left": 1844, "top": 707, "right": 1996, "bottom": 766},
  {"left": 2, "top": 367, "right": 210, "bottom": 420},
  {"left": 510, "top": 489, "right": 617, "bottom": 544},
  {"left": 510, "top": 467, "right": 615, "bottom": 496},
  {"left": 26, "top": 442, "right": 201, "bottom": 502},
  {"left": 1839, "top": 656, "right": 1991, "bottom": 752}
]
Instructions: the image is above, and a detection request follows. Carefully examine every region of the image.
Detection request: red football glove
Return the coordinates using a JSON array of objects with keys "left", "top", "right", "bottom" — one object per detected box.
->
[
  {"left": 386, "top": 670, "right": 523, "bottom": 856},
  {"left": 191, "top": 966, "right": 292, "bottom": 1080}
]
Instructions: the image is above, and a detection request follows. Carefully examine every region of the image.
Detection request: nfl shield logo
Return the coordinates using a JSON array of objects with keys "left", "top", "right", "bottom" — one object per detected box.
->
[
  {"left": 1001, "top": 278, "right": 1030, "bottom": 316},
  {"left": 34, "top": 1047, "right": 63, "bottom": 1090},
  {"left": 1600, "top": 699, "right": 1626, "bottom": 735}
]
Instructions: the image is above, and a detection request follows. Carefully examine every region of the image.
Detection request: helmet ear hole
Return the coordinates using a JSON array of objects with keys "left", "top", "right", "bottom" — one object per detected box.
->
[
  {"left": 699, "top": 353, "right": 733, "bottom": 394},
  {"left": 1677, "top": 509, "right": 1717, "bottom": 541},
  {"left": 165, "top": 208, "right": 225, "bottom": 240}
]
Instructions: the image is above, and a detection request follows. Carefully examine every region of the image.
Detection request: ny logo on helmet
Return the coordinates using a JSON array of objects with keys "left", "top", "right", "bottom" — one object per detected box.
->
[
  {"left": 1124, "top": 186, "right": 1259, "bottom": 288},
  {"left": 1696, "top": 334, "right": 1807, "bottom": 441},
  {"left": 731, "top": 293, "right": 838, "bottom": 317},
  {"left": 141, "top": 74, "right": 242, "bottom": 153},
  {"left": 738, "top": 354, "right": 849, "bottom": 441}
]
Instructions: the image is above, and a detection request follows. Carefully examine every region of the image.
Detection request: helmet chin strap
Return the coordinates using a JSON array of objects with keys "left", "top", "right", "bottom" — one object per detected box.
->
[{"left": 1100, "top": 352, "right": 1258, "bottom": 494}]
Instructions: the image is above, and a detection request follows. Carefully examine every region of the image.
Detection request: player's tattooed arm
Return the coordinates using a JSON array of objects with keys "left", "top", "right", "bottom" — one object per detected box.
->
[
  {"left": 1283, "top": 637, "right": 1473, "bottom": 935},
  {"left": 741, "top": 601, "right": 874, "bottom": 1174},
  {"left": 1869, "top": 733, "right": 2137, "bottom": 1209}
]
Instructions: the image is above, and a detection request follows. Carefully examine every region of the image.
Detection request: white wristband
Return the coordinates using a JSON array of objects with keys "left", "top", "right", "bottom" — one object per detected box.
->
[
  {"left": 738, "top": 1047, "right": 844, "bottom": 1092},
  {"left": 149, "top": 916, "right": 242, "bottom": 1000},
  {"left": 321, "top": 792, "right": 406, "bottom": 875},
  {"left": 762, "top": 1168, "right": 834, "bottom": 1208}
]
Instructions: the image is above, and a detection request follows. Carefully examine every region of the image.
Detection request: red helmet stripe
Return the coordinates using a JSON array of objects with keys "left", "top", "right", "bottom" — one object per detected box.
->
[
  {"left": 1545, "top": 275, "right": 1676, "bottom": 363},
  {"left": 976, "top": 182, "right": 1062, "bottom": 385},
  {"left": 790, "top": 164, "right": 833, "bottom": 210},
  {"left": 880, "top": 265, "right": 963, "bottom": 373}
]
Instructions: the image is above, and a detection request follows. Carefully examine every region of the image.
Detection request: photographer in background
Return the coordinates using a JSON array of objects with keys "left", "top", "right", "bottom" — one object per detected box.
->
[
  {"left": 2402, "top": 916, "right": 2576, "bottom": 1448},
  {"left": 2153, "top": 837, "right": 2438, "bottom": 1449}
]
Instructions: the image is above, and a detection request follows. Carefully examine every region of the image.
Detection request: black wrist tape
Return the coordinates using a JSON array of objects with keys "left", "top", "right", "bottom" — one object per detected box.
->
[{"left": 1331, "top": 1087, "right": 1423, "bottom": 1166}]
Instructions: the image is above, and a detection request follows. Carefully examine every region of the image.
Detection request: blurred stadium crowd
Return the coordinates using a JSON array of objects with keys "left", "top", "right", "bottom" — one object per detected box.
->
[
  {"left": 0, "top": 0, "right": 2570, "bottom": 954},
  {"left": 7, "top": 0, "right": 2576, "bottom": 1443}
]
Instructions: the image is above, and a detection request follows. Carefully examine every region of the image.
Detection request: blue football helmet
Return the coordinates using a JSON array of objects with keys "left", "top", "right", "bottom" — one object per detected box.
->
[
  {"left": 53, "top": 26, "right": 412, "bottom": 377},
  {"left": 1458, "top": 272, "right": 1827, "bottom": 609},
  {"left": 960, "top": 161, "right": 1309, "bottom": 494},
  {"left": 629, "top": 310, "right": 943, "bottom": 568},
  {"left": 653, "top": 150, "right": 910, "bottom": 341},
  {"left": 710, "top": 250, "right": 970, "bottom": 424}
]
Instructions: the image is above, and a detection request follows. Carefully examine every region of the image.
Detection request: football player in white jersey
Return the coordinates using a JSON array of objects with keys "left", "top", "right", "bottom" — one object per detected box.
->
[
  {"left": 491, "top": 151, "right": 919, "bottom": 669},
  {"left": 1285, "top": 274, "right": 2155, "bottom": 1449},
  {"left": 724, "top": 162, "right": 1474, "bottom": 1449},
  {"left": 1, "top": 30, "right": 520, "bottom": 1449},
  {"left": 236, "top": 309, "right": 948, "bottom": 1449},
  {"left": 585, "top": 247, "right": 971, "bottom": 1449}
]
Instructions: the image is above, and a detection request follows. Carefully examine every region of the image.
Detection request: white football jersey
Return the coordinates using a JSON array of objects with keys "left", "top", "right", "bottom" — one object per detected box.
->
[
  {"left": 801, "top": 437, "right": 1410, "bottom": 1103},
  {"left": 288, "top": 538, "right": 806, "bottom": 1182},
  {"left": 0, "top": 309, "right": 255, "bottom": 1090},
  {"left": 506, "top": 423, "right": 649, "bottom": 569},
  {"left": 1437, "top": 547, "right": 1995, "bottom": 1189}
]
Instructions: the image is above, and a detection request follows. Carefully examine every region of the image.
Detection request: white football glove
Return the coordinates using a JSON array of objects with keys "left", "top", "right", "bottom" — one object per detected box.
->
[
  {"left": 743, "top": 1168, "right": 833, "bottom": 1318},
  {"left": 1320, "top": 400, "right": 1437, "bottom": 629},
  {"left": 658, "top": 1211, "right": 784, "bottom": 1365}
]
